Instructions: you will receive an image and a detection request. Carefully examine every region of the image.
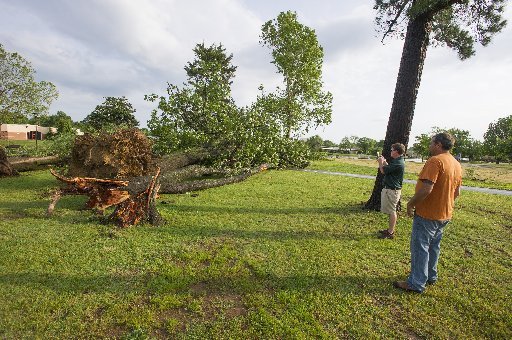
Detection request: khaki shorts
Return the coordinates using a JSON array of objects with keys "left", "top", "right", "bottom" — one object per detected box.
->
[{"left": 381, "top": 188, "right": 401, "bottom": 214}]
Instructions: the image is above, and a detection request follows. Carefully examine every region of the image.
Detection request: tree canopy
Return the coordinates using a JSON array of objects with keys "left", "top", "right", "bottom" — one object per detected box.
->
[
  {"left": 0, "top": 44, "right": 58, "bottom": 123},
  {"left": 484, "top": 115, "right": 512, "bottom": 163},
  {"left": 259, "top": 11, "right": 333, "bottom": 138},
  {"left": 147, "top": 43, "right": 239, "bottom": 153},
  {"left": 82, "top": 96, "right": 139, "bottom": 132},
  {"left": 36, "top": 111, "right": 75, "bottom": 135},
  {"left": 305, "top": 135, "right": 324, "bottom": 152},
  {"left": 412, "top": 127, "right": 481, "bottom": 161},
  {"left": 375, "top": 0, "right": 508, "bottom": 60},
  {"left": 147, "top": 42, "right": 311, "bottom": 169}
]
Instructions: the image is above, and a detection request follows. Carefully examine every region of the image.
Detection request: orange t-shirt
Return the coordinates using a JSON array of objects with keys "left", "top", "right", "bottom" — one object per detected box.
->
[{"left": 415, "top": 153, "right": 462, "bottom": 221}]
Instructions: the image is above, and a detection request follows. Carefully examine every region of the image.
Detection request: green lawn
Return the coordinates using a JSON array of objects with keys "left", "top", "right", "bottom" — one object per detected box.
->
[
  {"left": 308, "top": 159, "right": 512, "bottom": 191},
  {"left": 0, "top": 169, "right": 511, "bottom": 338}
]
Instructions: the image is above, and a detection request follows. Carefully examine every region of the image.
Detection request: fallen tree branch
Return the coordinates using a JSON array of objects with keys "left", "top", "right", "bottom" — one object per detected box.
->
[
  {"left": 160, "top": 164, "right": 268, "bottom": 194},
  {"left": 10, "top": 156, "right": 61, "bottom": 172}
]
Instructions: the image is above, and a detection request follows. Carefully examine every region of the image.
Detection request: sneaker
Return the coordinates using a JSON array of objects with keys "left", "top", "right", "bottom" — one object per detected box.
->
[
  {"left": 378, "top": 230, "right": 395, "bottom": 239},
  {"left": 426, "top": 280, "right": 437, "bottom": 286}
]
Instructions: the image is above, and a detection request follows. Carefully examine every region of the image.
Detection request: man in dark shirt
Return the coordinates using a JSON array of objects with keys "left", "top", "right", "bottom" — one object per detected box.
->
[{"left": 377, "top": 143, "right": 405, "bottom": 239}]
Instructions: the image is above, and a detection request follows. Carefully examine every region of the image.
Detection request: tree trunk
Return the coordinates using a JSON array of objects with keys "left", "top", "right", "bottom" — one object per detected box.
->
[
  {"left": 10, "top": 156, "right": 61, "bottom": 172},
  {"left": 0, "top": 147, "right": 18, "bottom": 177},
  {"left": 365, "top": 12, "right": 432, "bottom": 210},
  {"left": 109, "top": 168, "right": 164, "bottom": 227},
  {"left": 160, "top": 164, "right": 267, "bottom": 194}
]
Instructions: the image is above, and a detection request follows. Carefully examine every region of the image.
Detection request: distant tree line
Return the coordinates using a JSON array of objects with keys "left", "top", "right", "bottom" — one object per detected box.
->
[
  {"left": 306, "top": 115, "right": 512, "bottom": 164},
  {"left": 305, "top": 135, "right": 384, "bottom": 156},
  {"left": 411, "top": 121, "right": 512, "bottom": 163}
]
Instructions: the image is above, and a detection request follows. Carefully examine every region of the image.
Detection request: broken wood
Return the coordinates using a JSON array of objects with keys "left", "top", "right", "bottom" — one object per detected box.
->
[
  {"left": 48, "top": 167, "right": 163, "bottom": 228},
  {"left": 108, "top": 167, "right": 164, "bottom": 227}
]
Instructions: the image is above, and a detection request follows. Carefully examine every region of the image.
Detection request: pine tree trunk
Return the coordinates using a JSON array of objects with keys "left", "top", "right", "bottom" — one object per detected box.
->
[{"left": 365, "top": 12, "right": 432, "bottom": 210}]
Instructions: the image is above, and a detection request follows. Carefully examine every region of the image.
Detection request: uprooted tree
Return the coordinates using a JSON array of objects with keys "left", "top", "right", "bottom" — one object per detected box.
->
[
  {"left": 48, "top": 128, "right": 268, "bottom": 227},
  {"left": 49, "top": 167, "right": 163, "bottom": 228},
  {"left": 49, "top": 17, "right": 333, "bottom": 226},
  {"left": 48, "top": 128, "right": 161, "bottom": 227}
]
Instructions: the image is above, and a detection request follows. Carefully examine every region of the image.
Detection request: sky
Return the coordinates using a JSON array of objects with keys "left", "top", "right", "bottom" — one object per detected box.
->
[{"left": 1, "top": 0, "right": 511, "bottom": 144}]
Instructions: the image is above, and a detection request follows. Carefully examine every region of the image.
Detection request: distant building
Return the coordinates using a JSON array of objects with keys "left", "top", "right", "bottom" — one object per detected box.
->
[
  {"left": 321, "top": 146, "right": 340, "bottom": 153},
  {"left": 338, "top": 147, "right": 360, "bottom": 154},
  {"left": 0, "top": 124, "right": 57, "bottom": 141}
]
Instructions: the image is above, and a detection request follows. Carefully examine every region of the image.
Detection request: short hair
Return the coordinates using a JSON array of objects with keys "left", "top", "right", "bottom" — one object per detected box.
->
[
  {"left": 432, "top": 132, "right": 455, "bottom": 150},
  {"left": 391, "top": 143, "right": 405, "bottom": 155}
]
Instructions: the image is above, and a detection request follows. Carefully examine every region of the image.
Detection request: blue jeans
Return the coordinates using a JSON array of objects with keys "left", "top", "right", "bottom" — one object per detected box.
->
[{"left": 407, "top": 215, "right": 450, "bottom": 292}]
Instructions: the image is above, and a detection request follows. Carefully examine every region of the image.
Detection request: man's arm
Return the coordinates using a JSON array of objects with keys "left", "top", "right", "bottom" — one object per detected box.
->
[{"left": 406, "top": 179, "right": 434, "bottom": 217}]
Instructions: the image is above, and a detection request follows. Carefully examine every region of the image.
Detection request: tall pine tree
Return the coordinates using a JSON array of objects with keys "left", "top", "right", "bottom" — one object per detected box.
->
[{"left": 365, "top": 0, "right": 508, "bottom": 210}]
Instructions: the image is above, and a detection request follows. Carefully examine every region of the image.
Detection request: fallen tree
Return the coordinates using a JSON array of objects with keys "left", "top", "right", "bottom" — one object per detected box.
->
[{"left": 47, "top": 129, "right": 268, "bottom": 227}]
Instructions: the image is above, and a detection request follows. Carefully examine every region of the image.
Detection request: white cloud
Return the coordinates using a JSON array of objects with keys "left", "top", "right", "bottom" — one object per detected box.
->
[{"left": 1, "top": 0, "right": 511, "bottom": 144}]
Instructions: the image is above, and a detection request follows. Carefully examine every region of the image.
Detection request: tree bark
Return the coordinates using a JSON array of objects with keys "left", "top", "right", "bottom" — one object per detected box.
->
[
  {"left": 0, "top": 147, "right": 18, "bottom": 177},
  {"left": 365, "top": 11, "right": 432, "bottom": 210},
  {"left": 160, "top": 164, "right": 267, "bottom": 194},
  {"left": 10, "top": 156, "right": 61, "bottom": 172}
]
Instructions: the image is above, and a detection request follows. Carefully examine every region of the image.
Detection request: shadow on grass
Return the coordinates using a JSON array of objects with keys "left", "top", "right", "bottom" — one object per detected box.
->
[
  {"left": 0, "top": 201, "right": 51, "bottom": 220},
  {"left": 163, "top": 202, "right": 369, "bottom": 216},
  {"left": 148, "top": 223, "right": 374, "bottom": 241},
  {"left": 0, "top": 196, "right": 88, "bottom": 220},
  {"left": 0, "top": 270, "right": 400, "bottom": 297},
  {"left": 0, "top": 172, "right": 57, "bottom": 190},
  {"left": 152, "top": 202, "right": 376, "bottom": 241}
]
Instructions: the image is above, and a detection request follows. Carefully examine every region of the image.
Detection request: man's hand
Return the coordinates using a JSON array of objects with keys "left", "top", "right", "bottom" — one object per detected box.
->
[
  {"left": 406, "top": 202, "right": 415, "bottom": 217},
  {"left": 407, "top": 180, "right": 434, "bottom": 217},
  {"left": 377, "top": 156, "right": 387, "bottom": 166}
]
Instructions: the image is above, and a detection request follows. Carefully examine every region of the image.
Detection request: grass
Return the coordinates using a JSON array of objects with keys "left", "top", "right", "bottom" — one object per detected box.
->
[
  {"left": 308, "top": 157, "right": 512, "bottom": 191},
  {"left": 0, "top": 168, "right": 511, "bottom": 338},
  {"left": 1, "top": 139, "right": 51, "bottom": 157}
]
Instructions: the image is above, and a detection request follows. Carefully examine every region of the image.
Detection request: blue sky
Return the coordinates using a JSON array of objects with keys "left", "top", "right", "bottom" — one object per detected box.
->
[{"left": 1, "top": 0, "right": 511, "bottom": 143}]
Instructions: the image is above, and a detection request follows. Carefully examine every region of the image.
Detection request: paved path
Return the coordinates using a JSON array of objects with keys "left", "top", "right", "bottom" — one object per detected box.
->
[{"left": 301, "top": 169, "right": 512, "bottom": 196}]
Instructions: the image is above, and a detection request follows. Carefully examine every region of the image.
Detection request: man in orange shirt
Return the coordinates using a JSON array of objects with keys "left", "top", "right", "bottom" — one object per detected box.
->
[{"left": 394, "top": 132, "right": 462, "bottom": 293}]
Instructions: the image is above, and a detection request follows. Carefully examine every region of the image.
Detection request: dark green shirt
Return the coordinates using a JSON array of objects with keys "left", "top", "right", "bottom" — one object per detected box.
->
[{"left": 382, "top": 156, "right": 405, "bottom": 189}]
